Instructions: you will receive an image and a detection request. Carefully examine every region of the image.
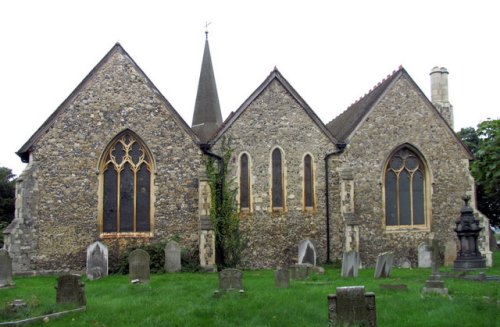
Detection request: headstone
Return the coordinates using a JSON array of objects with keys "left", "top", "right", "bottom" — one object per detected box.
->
[
  {"left": 444, "top": 240, "right": 457, "bottom": 267},
  {"left": 129, "top": 249, "right": 150, "bottom": 283},
  {"left": 418, "top": 243, "right": 432, "bottom": 268},
  {"left": 328, "top": 286, "right": 376, "bottom": 327},
  {"left": 298, "top": 239, "right": 316, "bottom": 266},
  {"left": 86, "top": 241, "right": 108, "bottom": 280},
  {"left": 55, "top": 275, "right": 86, "bottom": 306},
  {"left": 0, "top": 249, "right": 14, "bottom": 288},
  {"left": 341, "top": 250, "right": 360, "bottom": 277},
  {"left": 422, "top": 239, "right": 448, "bottom": 295},
  {"left": 374, "top": 252, "right": 394, "bottom": 278},
  {"left": 219, "top": 268, "right": 243, "bottom": 291},
  {"left": 400, "top": 258, "right": 412, "bottom": 268},
  {"left": 274, "top": 268, "right": 289, "bottom": 288},
  {"left": 290, "top": 264, "right": 309, "bottom": 280},
  {"left": 164, "top": 241, "right": 181, "bottom": 273}
]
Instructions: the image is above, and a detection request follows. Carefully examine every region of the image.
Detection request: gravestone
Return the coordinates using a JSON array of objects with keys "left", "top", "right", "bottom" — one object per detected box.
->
[
  {"left": 129, "top": 249, "right": 150, "bottom": 283},
  {"left": 422, "top": 239, "right": 448, "bottom": 295},
  {"left": 297, "top": 239, "right": 316, "bottom": 266},
  {"left": 86, "top": 241, "right": 108, "bottom": 280},
  {"left": 55, "top": 275, "right": 86, "bottom": 306},
  {"left": 341, "top": 250, "right": 360, "bottom": 277},
  {"left": 328, "top": 286, "right": 376, "bottom": 327},
  {"left": 290, "top": 264, "right": 309, "bottom": 280},
  {"left": 219, "top": 268, "right": 243, "bottom": 291},
  {"left": 418, "top": 243, "right": 432, "bottom": 268},
  {"left": 374, "top": 252, "right": 394, "bottom": 278},
  {"left": 400, "top": 258, "right": 412, "bottom": 268},
  {"left": 444, "top": 240, "right": 457, "bottom": 267},
  {"left": 0, "top": 249, "right": 14, "bottom": 288},
  {"left": 274, "top": 268, "right": 290, "bottom": 288},
  {"left": 164, "top": 241, "right": 181, "bottom": 273}
]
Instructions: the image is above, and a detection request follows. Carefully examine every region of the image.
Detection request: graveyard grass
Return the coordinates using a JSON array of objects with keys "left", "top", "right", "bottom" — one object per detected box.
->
[{"left": 1, "top": 252, "right": 499, "bottom": 326}]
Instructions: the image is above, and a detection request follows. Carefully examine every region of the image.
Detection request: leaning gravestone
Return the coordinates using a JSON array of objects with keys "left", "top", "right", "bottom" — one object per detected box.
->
[
  {"left": 219, "top": 268, "right": 243, "bottom": 291},
  {"left": 86, "top": 241, "right": 108, "bottom": 280},
  {"left": 341, "top": 250, "right": 360, "bottom": 277},
  {"left": 274, "top": 267, "right": 290, "bottom": 288},
  {"left": 164, "top": 241, "right": 181, "bottom": 273},
  {"left": 0, "top": 249, "right": 14, "bottom": 288},
  {"left": 55, "top": 275, "right": 86, "bottom": 306},
  {"left": 374, "top": 252, "right": 394, "bottom": 278},
  {"left": 328, "top": 286, "right": 376, "bottom": 327},
  {"left": 418, "top": 242, "right": 432, "bottom": 268},
  {"left": 129, "top": 249, "right": 150, "bottom": 283},
  {"left": 297, "top": 239, "right": 316, "bottom": 266}
]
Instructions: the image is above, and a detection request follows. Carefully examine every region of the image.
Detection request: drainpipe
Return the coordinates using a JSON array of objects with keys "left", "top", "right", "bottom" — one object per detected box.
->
[
  {"left": 200, "top": 143, "right": 225, "bottom": 268},
  {"left": 324, "top": 142, "right": 346, "bottom": 263}
]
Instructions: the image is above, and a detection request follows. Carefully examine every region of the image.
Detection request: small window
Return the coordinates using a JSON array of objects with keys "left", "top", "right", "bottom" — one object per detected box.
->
[
  {"left": 384, "top": 147, "right": 426, "bottom": 227},
  {"left": 240, "top": 153, "right": 250, "bottom": 209},
  {"left": 304, "top": 154, "right": 314, "bottom": 208},
  {"left": 272, "top": 148, "right": 284, "bottom": 208}
]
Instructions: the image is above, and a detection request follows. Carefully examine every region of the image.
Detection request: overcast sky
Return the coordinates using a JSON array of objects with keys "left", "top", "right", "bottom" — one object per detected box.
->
[{"left": 1, "top": 0, "right": 498, "bottom": 176}]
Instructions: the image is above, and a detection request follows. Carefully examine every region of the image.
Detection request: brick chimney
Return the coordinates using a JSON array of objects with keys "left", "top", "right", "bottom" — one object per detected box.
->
[{"left": 430, "top": 67, "right": 454, "bottom": 129}]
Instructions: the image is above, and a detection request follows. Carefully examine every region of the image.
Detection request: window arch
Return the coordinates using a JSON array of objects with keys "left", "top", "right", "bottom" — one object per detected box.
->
[
  {"left": 239, "top": 152, "right": 251, "bottom": 210},
  {"left": 99, "top": 130, "right": 154, "bottom": 235},
  {"left": 384, "top": 146, "right": 427, "bottom": 227},
  {"left": 271, "top": 147, "right": 285, "bottom": 209},
  {"left": 303, "top": 154, "right": 315, "bottom": 209}
]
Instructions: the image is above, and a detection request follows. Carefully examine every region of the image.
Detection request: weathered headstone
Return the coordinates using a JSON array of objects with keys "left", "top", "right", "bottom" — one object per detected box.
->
[
  {"left": 418, "top": 242, "right": 432, "bottom": 268},
  {"left": 290, "top": 264, "right": 309, "bottom": 280},
  {"left": 0, "top": 249, "right": 14, "bottom": 288},
  {"left": 129, "top": 249, "right": 150, "bottom": 283},
  {"left": 274, "top": 268, "right": 290, "bottom": 288},
  {"left": 55, "top": 275, "right": 86, "bottom": 306},
  {"left": 328, "top": 286, "right": 376, "bottom": 327},
  {"left": 400, "top": 258, "right": 412, "bottom": 268},
  {"left": 164, "top": 241, "right": 181, "bottom": 273},
  {"left": 374, "top": 252, "right": 394, "bottom": 278},
  {"left": 219, "top": 268, "right": 243, "bottom": 291},
  {"left": 86, "top": 241, "right": 108, "bottom": 280},
  {"left": 444, "top": 240, "right": 457, "bottom": 267},
  {"left": 422, "top": 239, "right": 448, "bottom": 295},
  {"left": 341, "top": 250, "right": 360, "bottom": 277},
  {"left": 298, "top": 239, "right": 316, "bottom": 266}
]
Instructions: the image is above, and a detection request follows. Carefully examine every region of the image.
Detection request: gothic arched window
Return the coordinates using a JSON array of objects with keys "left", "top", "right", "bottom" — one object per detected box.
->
[
  {"left": 240, "top": 153, "right": 250, "bottom": 210},
  {"left": 304, "top": 154, "right": 314, "bottom": 208},
  {"left": 100, "top": 131, "right": 154, "bottom": 235},
  {"left": 384, "top": 147, "right": 426, "bottom": 227},
  {"left": 272, "top": 148, "right": 284, "bottom": 209}
]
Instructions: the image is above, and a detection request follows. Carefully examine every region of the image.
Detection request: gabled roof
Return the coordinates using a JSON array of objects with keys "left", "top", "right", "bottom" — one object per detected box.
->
[
  {"left": 326, "top": 66, "right": 473, "bottom": 159},
  {"left": 17, "top": 43, "right": 199, "bottom": 162},
  {"left": 210, "top": 68, "right": 338, "bottom": 145}
]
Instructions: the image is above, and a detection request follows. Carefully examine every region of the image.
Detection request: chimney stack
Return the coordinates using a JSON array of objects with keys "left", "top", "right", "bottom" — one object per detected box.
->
[{"left": 430, "top": 67, "right": 454, "bottom": 129}]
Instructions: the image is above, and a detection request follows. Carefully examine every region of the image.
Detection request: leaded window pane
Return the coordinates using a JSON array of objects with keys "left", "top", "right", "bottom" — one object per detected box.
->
[
  {"left": 272, "top": 149, "right": 283, "bottom": 208},
  {"left": 120, "top": 163, "right": 134, "bottom": 232},
  {"left": 103, "top": 166, "right": 118, "bottom": 232},
  {"left": 240, "top": 154, "right": 249, "bottom": 209},
  {"left": 304, "top": 155, "right": 313, "bottom": 207},
  {"left": 136, "top": 164, "right": 151, "bottom": 232},
  {"left": 413, "top": 170, "right": 425, "bottom": 225},
  {"left": 385, "top": 170, "right": 398, "bottom": 226}
]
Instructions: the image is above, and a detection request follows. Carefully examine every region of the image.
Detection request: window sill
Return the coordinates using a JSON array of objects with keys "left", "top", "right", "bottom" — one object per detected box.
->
[
  {"left": 100, "top": 232, "right": 153, "bottom": 239},
  {"left": 383, "top": 226, "right": 430, "bottom": 234}
]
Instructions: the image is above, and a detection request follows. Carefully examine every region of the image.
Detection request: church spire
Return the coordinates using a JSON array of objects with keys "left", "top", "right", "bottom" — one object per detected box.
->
[{"left": 192, "top": 30, "right": 222, "bottom": 143}]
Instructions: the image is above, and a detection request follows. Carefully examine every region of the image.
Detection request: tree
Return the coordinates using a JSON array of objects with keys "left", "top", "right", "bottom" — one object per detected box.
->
[
  {"left": 458, "top": 119, "right": 500, "bottom": 226},
  {"left": 0, "top": 167, "right": 16, "bottom": 246}
]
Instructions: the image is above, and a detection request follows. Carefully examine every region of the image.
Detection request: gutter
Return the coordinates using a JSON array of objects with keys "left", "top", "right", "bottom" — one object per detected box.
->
[{"left": 324, "top": 142, "right": 346, "bottom": 263}]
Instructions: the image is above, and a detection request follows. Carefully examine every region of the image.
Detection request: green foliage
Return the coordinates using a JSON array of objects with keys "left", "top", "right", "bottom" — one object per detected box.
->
[
  {"left": 457, "top": 126, "right": 480, "bottom": 154},
  {"left": 0, "top": 167, "right": 16, "bottom": 247},
  {"left": 205, "top": 138, "right": 241, "bottom": 269}
]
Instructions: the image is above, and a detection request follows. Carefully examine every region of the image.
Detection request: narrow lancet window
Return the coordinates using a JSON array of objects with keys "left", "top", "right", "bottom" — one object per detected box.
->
[
  {"left": 304, "top": 154, "right": 314, "bottom": 208},
  {"left": 272, "top": 148, "right": 284, "bottom": 208},
  {"left": 240, "top": 153, "right": 250, "bottom": 209}
]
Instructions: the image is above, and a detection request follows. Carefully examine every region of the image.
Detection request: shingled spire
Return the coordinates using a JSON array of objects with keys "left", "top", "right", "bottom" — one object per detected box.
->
[{"left": 191, "top": 32, "right": 222, "bottom": 143}]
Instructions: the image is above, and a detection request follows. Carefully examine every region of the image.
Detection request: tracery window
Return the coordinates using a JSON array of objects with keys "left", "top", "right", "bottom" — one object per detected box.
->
[
  {"left": 239, "top": 153, "right": 250, "bottom": 210},
  {"left": 272, "top": 148, "right": 284, "bottom": 209},
  {"left": 303, "top": 154, "right": 314, "bottom": 208},
  {"left": 385, "top": 147, "right": 426, "bottom": 227},
  {"left": 100, "top": 131, "right": 153, "bottom": 234}
]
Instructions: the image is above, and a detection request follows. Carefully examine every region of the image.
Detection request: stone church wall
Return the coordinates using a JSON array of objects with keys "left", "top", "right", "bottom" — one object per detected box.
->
[
  {"left": 7, "top": 50, "right": 204, "bottom": 272},
  {"left": 334, "top": 75, "right": 476, "bottom": 267},
  {"left": 213, "top": 79, "right": 337, "bottom": 268}
]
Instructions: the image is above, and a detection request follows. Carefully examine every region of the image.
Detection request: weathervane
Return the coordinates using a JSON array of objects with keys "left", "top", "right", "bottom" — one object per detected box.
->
[{"left": 205, "top": 21, "right": 211, "bottom": 39}]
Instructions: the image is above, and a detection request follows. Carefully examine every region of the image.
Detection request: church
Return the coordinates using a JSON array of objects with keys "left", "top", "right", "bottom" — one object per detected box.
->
[{"left": 4, "top": 35, "right": 492, "bottom": 273}]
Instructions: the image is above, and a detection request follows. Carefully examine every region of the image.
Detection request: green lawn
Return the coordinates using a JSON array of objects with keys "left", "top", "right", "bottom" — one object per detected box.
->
[{"left": 1, "top": 252, "right": 499, "bottom": 327}]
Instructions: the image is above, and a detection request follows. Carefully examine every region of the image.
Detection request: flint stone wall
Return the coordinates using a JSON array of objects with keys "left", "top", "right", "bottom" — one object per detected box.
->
[{"left": 7, "top": 48, "right": 203, "bottom": 272}]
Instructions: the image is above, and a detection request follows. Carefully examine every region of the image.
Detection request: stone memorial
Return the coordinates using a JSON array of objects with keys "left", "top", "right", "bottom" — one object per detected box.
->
[
  {"left": 328, "top": 286, "right": 376, "bottom": 327},
  {"left": 0, "top": 249, "right": 14, "bottom": 288},
  {"left": 164, "top": 240, "right": 181, "bottom": 273},
  {"left": 444, "top": 240, "right": 457, "bottom": 267},
  {"left": 418, "top": 242, "right": 431, "bottom": 268},
  {"left": 290, "top": 264, "right": 309, "bottom": 280},
  {"left": 274, "top": 267, "right": 290, "bottom": 288},
  {"left": 374, "top": 252, "right": 394, "bottom": 278},
  {"left": 129, "top": 249, "right": 150, "bottom": 283},
  {"left": 86, "top": 241, "right": 108, "bottom": 280},
  {"left": 400, "top": 258, "right": 412, "bottom": 268},
  {"left": 341, "top": 250, "right": 360, "bottom": 277},
  {"left": 55, "top": 274, "right": 86, "bottom": 306},
  {"left": 297, "top": 239, "right": 316, "bottom": 266},
  {"left": 219, "top": 268, "right": 243, "bottom": 291},
  {"left": 422, "top": 239, "right": 448, "bottom": 295}
]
